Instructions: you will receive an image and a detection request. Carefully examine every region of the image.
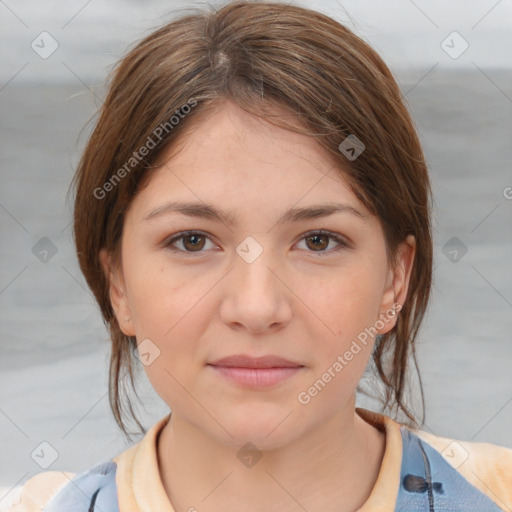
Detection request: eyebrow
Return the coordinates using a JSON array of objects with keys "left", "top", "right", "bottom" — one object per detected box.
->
[{"left": 143, "top": 201, "right": 368, "bottom": 226}]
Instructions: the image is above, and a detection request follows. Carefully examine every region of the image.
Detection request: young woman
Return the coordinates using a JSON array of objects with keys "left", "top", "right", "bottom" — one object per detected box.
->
[{"left": 7, "top": 1, "right": 511, "bottom": 511}]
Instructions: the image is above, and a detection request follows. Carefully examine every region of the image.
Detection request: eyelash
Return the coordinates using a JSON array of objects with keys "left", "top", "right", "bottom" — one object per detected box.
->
[{"left": 163, "top": 229, "right": 351, "bottom": 257}]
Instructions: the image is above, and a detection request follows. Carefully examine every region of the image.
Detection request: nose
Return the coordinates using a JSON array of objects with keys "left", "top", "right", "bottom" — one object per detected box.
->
[{"left": 219, "top": 238, "right": 292, "bottom": 334}]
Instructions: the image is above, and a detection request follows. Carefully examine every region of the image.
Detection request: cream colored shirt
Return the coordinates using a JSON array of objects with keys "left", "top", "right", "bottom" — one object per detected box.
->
[{"left": 4, "top": 408, "right": 512, "bottom": 511}]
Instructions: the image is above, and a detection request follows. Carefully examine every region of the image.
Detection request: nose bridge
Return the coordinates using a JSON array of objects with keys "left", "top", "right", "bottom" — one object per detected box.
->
[
  {"left": 234, "top": 234, "right": 278, "bottom": 292},
  {"left": 219, "top": 236, "right": 294, "bottom": 333}
]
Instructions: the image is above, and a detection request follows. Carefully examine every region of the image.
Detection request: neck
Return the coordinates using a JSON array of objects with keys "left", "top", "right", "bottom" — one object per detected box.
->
[{"left": 157, "top": 403, "right": 386, "bottom": 512}]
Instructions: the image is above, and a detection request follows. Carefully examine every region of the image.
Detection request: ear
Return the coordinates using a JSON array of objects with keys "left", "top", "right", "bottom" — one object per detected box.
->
[
  {"left": 99, "top": 248, "right": 135, "bottom": 336},
  {"left": 377, "top": 234, "right": 416, "bottom": 334}
]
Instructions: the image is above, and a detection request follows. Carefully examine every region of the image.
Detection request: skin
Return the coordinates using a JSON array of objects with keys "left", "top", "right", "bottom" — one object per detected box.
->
[{"left": 100, "top": 100, "right": 415, "bottom": 512}]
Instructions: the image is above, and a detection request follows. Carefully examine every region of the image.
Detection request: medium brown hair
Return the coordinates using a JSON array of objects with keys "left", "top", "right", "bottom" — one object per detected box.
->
[{"left": 71, "top": 0, "right": 433, "bottom": 440}]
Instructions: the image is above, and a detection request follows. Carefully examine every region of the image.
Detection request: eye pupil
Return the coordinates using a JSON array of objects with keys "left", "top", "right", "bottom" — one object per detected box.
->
[
  {"left": 184, "top": 234, "right": 205, "bottom": 251},
  {"left": 306, "top": 234, "right": 329, "bottom": 251}
]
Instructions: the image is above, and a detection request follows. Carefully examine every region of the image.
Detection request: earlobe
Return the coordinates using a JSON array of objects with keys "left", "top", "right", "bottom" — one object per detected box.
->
[{"left": 99, "top": 248, "right": 135, "bottom": 336}]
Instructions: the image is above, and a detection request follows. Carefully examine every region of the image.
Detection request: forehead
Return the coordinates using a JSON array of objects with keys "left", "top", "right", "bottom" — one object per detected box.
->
[
  {"left": 160, "top": 100, "right": 335, "bottom": 166},
  {"left": 128, "top": 101, "right": 369, "bottom": 222}
]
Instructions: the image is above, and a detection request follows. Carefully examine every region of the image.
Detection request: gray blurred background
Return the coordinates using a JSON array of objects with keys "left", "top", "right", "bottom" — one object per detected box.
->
[{"left": 1, "top": 0, "right": 511, "bottom": 501}]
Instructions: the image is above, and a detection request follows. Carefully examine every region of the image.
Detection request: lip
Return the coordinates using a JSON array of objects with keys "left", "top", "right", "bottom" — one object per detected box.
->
[
  {"left": 207, "top": 354, "right": 304, "bottom": 389},
  {"left": 209, "top": 354, "right": 303, "bottom": 368}
]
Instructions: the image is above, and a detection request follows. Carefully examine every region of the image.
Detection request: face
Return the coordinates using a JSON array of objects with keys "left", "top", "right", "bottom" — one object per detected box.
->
[{"left": 100, "top": 100, "right": 415, "bottom": 449}]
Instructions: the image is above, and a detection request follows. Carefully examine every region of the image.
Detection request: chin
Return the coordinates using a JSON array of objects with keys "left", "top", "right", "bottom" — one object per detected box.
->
[{"left": 215, "top": 406, "right": 303, "bottom": 450}]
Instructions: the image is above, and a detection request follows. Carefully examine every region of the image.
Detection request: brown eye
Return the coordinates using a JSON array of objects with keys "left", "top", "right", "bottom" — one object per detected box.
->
[
  {"left": 305, "top": 234, "right": 329, "bottom": 251},
  {"left": 165, "top": 230, "right": 349, "bottom": 257},
  {"left": 165, "top": 231, "right": 215, "bottom": 254},
  {"left": 297, "top": 230, "right": 349, "bottom": 255},
  {"left": 182, "top": 233, "right": 206, "bottom": 251}
]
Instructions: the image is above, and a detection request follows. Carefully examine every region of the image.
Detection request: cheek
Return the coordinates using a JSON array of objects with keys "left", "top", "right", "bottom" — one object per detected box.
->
[
  {"left": 302, "top": 259, "right": 385, "bottom": 342},
  {"left": 122, "top": 253, "right": 215, "bottom": 391},
  {"left": 125, "top": 251, "right": 208, "bottom": 337},
  {"left": 295, "top": 258, "right": 385, "bottom": 402}
]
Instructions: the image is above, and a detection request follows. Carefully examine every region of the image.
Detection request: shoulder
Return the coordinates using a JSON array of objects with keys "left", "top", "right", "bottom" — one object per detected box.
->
[
  {"left": 1, "top": 471, "right": 74, "bottom": 512},
  {"left": 398, "top": 426, "right": 512, "bottom": 511},
  {"left": 2, "top": 461, "right": 119, "bottom": 512},
  {"left": 416, "top": 429, "right": 512, "bottom": 503}
]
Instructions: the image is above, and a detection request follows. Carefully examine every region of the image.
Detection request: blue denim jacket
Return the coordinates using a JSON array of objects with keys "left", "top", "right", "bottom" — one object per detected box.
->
[{"left": 41, "top": 426, "right": 505, "bottom": 511}]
